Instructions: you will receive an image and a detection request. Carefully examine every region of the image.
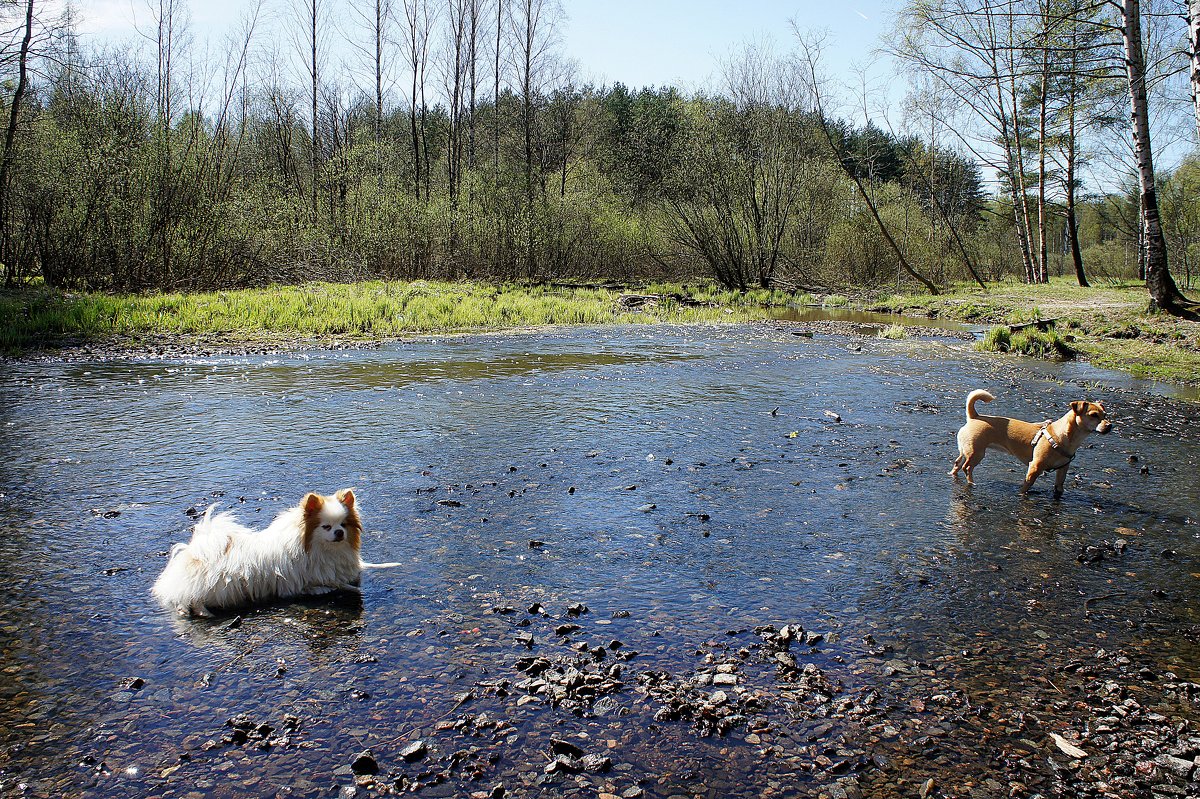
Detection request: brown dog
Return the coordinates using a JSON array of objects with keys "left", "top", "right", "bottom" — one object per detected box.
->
[{"left": 949, "top": 389, "right": 1112, "bottom": 495}]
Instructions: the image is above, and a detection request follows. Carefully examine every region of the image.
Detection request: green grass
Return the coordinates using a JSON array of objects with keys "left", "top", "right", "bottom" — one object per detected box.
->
[
  {"left": 878, "top": 324, "right": 907, "bottom": 340},
  {"left": 0, "top": 281, "right": 795, "bottom": 354},
  {"left": 866, "top": 278, "right": 1200, "bottom": 385},
  {"left": 975, "top": 323, "right": 1076, "bottom": 360}
]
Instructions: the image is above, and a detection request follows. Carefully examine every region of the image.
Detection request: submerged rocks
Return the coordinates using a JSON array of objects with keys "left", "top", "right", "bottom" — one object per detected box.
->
[
  {"left": 637, "top": 668, "right": 766, "bottom": 737},
  {"left": 399, "top": 741, "right": 428, "bottom": 762},
  {"left": 351, "top": 750, "right": 381, "bottom": 775}
]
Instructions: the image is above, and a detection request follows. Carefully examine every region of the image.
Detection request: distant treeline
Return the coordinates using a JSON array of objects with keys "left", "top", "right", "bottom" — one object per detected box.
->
[
  {"left": 0, "top": 2, "right": 1195, "bottom": 296},
  {"left": 1, "top": 61, "right": 990, "bottom": 292}
]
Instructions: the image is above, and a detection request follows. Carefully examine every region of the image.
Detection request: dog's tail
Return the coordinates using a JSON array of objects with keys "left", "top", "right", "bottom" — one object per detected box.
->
[
  {"left": 361, "top": 561, "right": 403, "bottom": 569},
  {"left": 965, "top": 389, "right": 995, "bottom": 420}
]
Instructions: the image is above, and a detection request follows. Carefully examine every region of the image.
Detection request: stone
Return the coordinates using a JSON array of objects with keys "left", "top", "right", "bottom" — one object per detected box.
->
[
  {"left": 400, "top": 741, "right": 427, "bottom": 762},
  {"left": 350, "top": 750, "right": 379, "bottom": 775},
  {"left": 1157, "top": 754, "right": 1195, "bottom": 779}
]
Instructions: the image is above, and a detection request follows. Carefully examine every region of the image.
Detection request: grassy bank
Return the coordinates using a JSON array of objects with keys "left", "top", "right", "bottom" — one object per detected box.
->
[
  {"left": 865, "top": 278, "right": 1200, "bottom": 386},
  {"left": 7, "top": 278, "right": 1197, "bottom": 390},
  {"left": 0, "top": 281, "right": 797, "bottom": 354}
]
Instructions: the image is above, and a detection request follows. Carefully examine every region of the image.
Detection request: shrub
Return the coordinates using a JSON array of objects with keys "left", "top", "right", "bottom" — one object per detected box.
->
[
  {"left": 976, "top": 324, "right": 1074, "bottom": 360},
  {"left": 977, "top": 325, "right": 1011, "bottom": 352}
]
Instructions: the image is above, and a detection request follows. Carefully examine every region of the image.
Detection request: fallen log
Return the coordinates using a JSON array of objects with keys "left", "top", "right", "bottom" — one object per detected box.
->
[
  {"left": 616, "top": 293, "right": 714, "bottom": 310},
  {"left": 1007, "top": 317, "right": 1060, "bottom": 332}
]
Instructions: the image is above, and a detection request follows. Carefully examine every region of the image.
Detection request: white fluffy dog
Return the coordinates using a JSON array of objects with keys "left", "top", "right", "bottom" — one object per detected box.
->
[{"left": 153, "top": 489, "right": 368, "bottom": 617}]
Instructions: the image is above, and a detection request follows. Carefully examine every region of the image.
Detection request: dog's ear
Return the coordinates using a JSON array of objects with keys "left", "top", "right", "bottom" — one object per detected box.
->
[
  {"left": 302, "top": 492, "right": 324, "bottom": 516},
  {"left": 336, "top": 488, "right": 356, "bottom": 510},
  {"left": 1070, "top": 401, "right": 1087, "bottom": 416},
  {"left": 301, "top": 493, "right": 324, "bottom": 553}
]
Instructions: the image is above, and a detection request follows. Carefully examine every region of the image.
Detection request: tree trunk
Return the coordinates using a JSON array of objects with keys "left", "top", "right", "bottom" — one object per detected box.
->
[
  {"left": 995, "top": 76, "right": 1034, "bottom": 283},
  {"left": 375, "top": 0, "right": 384, "bottom": 146},
  {"left": 494, "top": 0, "right": 502, "bottom": 179},
  {"left": 0, "top": 0, "right": 32, "bottom": 287},
  {"left": 310, "top": 0, "right": 320, "bottom": 224},
  {"left": 1189, "top": 0, "right": 1200, "bottom": 142},
  {"left": 1010, "top": 74, "right": 1035, "bottom": 283},
  {"left": 1121, "top": 0, "right": 1193, "bottom": 314},
  {"left": 1064, "top": 141, "right": 1087, "bottom": 287},
  {"left": 1065, "top": 21, "right": 1087, "bottom": 287},
  {"left": 1036, "top": 1, "right": 1049, "bottom": 284}
]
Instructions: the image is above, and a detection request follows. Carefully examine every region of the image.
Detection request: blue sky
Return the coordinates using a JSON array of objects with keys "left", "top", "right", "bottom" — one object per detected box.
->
[
  {"left": 560, "top": 0, "right": 895, "bottom": 91},
  {"left": 74, "top": 0, "right": 899, "bottom": 99}
]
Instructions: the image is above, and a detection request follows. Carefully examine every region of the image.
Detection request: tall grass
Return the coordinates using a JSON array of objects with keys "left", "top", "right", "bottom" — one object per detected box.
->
[
  {"left": 976, "top": 324, "right": 1075, "bottom": 360},
  {"left": 0, "top": 281, "right": 787, "bottom": 352}
]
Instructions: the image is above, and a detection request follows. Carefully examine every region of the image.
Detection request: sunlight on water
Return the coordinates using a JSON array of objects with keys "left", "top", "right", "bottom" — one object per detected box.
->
[{"left": 1, "top": 325, "right": 1197, "bottom": 798}]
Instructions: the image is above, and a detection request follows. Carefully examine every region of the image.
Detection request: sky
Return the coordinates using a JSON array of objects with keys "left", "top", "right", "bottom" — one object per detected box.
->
[
  {"left": 68, "top": 0, "right": 901, "bottom": 106},
  {"left": 558, "top": 0, "right": 895, "bottom": 93}
]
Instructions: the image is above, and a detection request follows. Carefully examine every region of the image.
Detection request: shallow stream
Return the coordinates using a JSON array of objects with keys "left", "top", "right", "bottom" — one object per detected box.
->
[{"left": 1, "top": 324, "right": 1198, "bottom": 798}]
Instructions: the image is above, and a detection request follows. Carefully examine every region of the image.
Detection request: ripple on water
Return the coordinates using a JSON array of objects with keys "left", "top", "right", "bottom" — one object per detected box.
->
[{"left": 1, "top": 324, "right": 1198, "bottom": 798}]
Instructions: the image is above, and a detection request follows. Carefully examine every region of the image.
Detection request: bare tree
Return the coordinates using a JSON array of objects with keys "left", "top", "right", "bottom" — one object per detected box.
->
[
  {"left": 506, "top": 0, "right": 561, "bottom": 275},
  {"left": 796, "top": 30, "right": 940, "bottom": 294},
  {"left": 492, "top": 0, "right": 502, "bottom": 176},
  {"left": 891, "top": 89, "right": 988, "bottom": 288},
  {"left": 347, "top": 0, "right": 394, "bottom": 146},
  {"left": 666, "top": 42, "right": 815, "bottom": 290},
  {"left": 507, "top": 0, "right": 559, "bottom": 200},
  {"left": 893, "top": 0, "right": 1038, "bottom": 282},
  {"left": 290, "top": 0, "right": 330, "bottom": 222},
  {"left": 400, "top": 0, "right": 433, "bottom": 200},
  {"left": 466, "top": 0, "right": 486, "bottom": 171},
  {"left": 1034, "top": 0, "right": 1051, "bottom": 283},
  {"left": 443, "top": 0, "right": 468, "bottom": 203},
  {"left": 146, "top": 0, "right": 191, "bottom": 285}
]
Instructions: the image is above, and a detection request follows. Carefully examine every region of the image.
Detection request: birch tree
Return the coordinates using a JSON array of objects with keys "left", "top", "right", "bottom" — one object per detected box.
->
[
  {"left": 1188, "top": 0, "right": 1200, "bottom": 140},
  {"left": 1118, "top": 0, "right": 1194, "bottom": 312}
]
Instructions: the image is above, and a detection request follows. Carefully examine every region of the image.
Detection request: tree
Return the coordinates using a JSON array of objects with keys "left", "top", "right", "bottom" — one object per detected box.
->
[
  {"left": 0, "top": 0, "right": 34, "bottom": 286},
  {"left": 796, "top": 30, "right": 940, "bottom": 294},
  {"left": 346, "top": 0, "right": 393, "bottom": 147},
  {"left": 506, "top": 0, "right": 561, "bottom": 276},
  {"left": 400, "top": 0, "right": 433, "bottom": 201},
  {"left": 1118, "top": 0, "right": 1194, "bottom": 313},
  {"left": 664, "top": 44, "right": 813, "bottom": 290},
  {"left": 893, "top": 0, "right": 1038, "bottom": 282},
  {"left": 1188, "top": 0, "right": 1200, "bottom": 141},
  {"left": 290, "top": 0, "right": 329, "bottom": 223}
]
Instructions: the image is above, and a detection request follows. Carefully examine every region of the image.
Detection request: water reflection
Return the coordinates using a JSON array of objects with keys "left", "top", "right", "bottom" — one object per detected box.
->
[{"left": 1, "top": 325, "right": 1198, "bottom": 798}]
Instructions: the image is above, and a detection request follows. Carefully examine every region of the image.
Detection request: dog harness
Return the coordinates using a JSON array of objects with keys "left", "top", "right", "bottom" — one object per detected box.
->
[{"left": 1032, "top": 422, "right": 1074, "bottom": 462}]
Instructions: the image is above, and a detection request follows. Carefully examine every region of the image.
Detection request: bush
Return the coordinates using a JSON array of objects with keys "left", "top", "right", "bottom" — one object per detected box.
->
[{"left": 976, "top": 324, "right": 1074, "bottom": 360}]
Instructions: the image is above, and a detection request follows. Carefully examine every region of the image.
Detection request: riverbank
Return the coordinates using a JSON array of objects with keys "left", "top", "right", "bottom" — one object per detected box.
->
[
  {"left": 0, "top": 281, "right": 795, "bottom": 358},
  {"left": 4, "top": 279, "right": 1198, "bottom": 391},
  {"left": 864, "top": 279, "right": 1200, "bottom": 387}
]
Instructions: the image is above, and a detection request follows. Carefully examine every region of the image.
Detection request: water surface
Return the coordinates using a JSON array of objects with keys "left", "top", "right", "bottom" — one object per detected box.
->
[{"left": 1, "top": 325, "right": 1197, "bottom": 798}]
